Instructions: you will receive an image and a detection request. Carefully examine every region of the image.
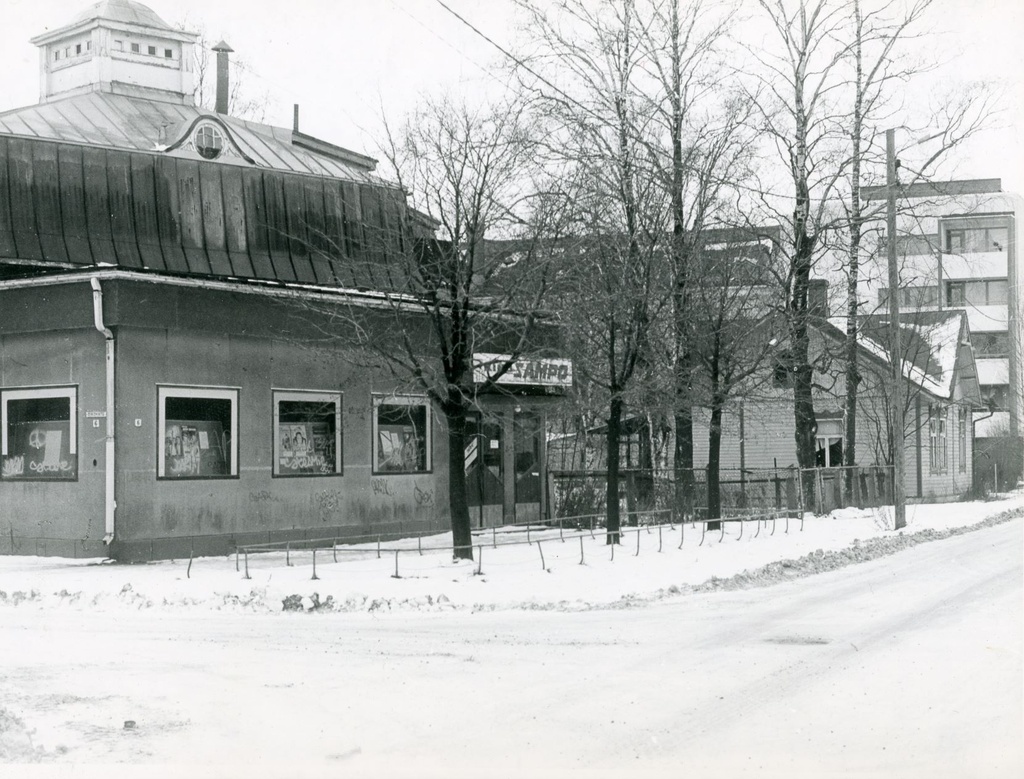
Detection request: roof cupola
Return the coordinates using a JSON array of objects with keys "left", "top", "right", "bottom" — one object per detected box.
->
[{"left": 30, "top": 0, "right": 198, "bottom": 105}]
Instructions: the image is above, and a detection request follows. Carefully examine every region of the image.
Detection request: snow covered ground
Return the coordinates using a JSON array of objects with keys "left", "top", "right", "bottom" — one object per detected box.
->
[
  {"left": 1, "top": 494, "right": 1021, "bottom": 615},
  {"left": 0, "top": 495, "right": 1021, "bottom": 776}
]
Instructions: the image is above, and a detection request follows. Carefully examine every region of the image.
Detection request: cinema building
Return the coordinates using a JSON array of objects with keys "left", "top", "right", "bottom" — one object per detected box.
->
[{"left": 0, "top": 0, "right": 568, "bottom": 560}]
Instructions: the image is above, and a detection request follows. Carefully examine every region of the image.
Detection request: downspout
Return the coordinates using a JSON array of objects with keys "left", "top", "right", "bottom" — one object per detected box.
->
[{"left": 90, "top": 278, "right": 116, "bottom": 546}]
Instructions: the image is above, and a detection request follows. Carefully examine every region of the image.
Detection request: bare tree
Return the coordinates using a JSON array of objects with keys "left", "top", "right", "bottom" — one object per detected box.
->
[
  {"left": 634, "top": 0, "right": 743, "bottom": 517},
  {"left": 515, "top": 0, "right": 677, "bottom": 543},
  {"left": 360, "top": 96, "right": 558, "bottom": 561},
  {"left": 689, "top": 233, "right": 785, "bottom": 519}
]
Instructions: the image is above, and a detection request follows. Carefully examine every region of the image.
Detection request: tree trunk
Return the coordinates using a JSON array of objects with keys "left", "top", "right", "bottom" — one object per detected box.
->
[
  {"left": 844, "top": 0, "right": 864, "bottom": 506},
  {"left": 446, "top": 404, "right": 474, "bottom": 561},
  {"left": 792, "top": 241, "right": 818, "bottom": 508},
  {"left": 706, "top": 395, "right": 724, "bottom": 528},
  {"left": 606, "top": 393, "right": 624, "bottom": 544}
]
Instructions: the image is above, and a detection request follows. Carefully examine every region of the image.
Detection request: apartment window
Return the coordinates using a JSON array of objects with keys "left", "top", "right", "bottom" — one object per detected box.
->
[
  {"left": 372, "top": 396, "right": 431, "bottom": 474},
  {"left": 273, "top": 391, "right": 342, "bottom": 477},
  {"left": 878, "top": 285, "right": 938, "bottom": 308},
  {"left": 946, "top": 227, "right": 1008, "bottom": 254},
  {"left": 929, "top": 405, "right": 947, "bottom": 475},
  {"left": 164, "top": 48, "right": 173, "bottom": 59},
  {"left": 158, "top": 386, "right": 238, "bottom": 479},
  {"left": 958, "top": 408, "right": 967, "bottom": 473},
  {"left": 114, "top": 40, "right": 123, "bottom": 51},
  {"left": 148, "top": 45, "right": 157, "bottom": 56},
  {"left": 131, "top": 42, "right": 140, "bottom": 54},
  {"left": 1, "top": 386, "right": 77, "bottom": 481},
  {"left": 87, "top": 41, "right": 91, "bottom": 51},
  {"left": 946, "top": 280, "right": 1008, "bottom": 307},
  {"left": 981, "top": 384, "right": 1009, "bottom": 412},
  {"left": 973, "top": 332, "right": 1009, "bottom": 358},
  {"left": 75, "top": 44, "right": 82, "bottom": 55},
  {"left": 54, "top": 50, "right": 61, "bottom": 61}
]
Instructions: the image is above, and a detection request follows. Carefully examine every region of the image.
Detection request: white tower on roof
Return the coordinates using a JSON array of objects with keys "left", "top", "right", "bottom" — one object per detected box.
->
[{"left": 30, "top": 0, "right": 198, "bottom": 105}]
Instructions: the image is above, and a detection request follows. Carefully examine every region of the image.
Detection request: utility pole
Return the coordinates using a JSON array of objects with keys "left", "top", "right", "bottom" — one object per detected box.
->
[{"left": 886, "top": 128, "right": 907, "bottom": 530}]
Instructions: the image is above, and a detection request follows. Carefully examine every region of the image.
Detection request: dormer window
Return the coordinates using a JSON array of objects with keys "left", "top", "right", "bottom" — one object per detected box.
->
[{"left": 194, "top": 124, "right": 224, "bottom": 160}]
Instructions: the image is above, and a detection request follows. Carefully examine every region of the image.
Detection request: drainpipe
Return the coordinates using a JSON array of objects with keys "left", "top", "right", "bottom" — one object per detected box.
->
[{"left": 91, "top": 278, "right": 116, "bottom": 546}]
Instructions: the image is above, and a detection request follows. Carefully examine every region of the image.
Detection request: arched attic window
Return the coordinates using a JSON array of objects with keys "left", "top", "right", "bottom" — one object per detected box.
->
[{"left": 194, "top": 123, "right": 225, "bottom": 160}]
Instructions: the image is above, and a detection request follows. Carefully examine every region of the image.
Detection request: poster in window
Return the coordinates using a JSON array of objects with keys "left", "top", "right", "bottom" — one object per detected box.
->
[
  {"left": 278, "top": 421, "right": 334, "bottom": 475},
  {"left": 377, "top": 426, "right": 424, "bottom": 472},
  {"left": 2, "top": 421, "right": 76, "bottom": 480},
  {"left": 165, "top": 420, "right": 228, "bottom": 477}
]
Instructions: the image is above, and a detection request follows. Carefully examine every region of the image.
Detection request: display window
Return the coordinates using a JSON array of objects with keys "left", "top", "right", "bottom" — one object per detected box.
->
[
  {"left": 372, "top": 395, "right": 431, "bottom": 474},
  {"left": 273, "top": 390, "right": 342, "bottom": 476},
  {"left": 1, "top": 386, "right": 77, "bottom": 481},
  {"left": 158, "top": 386, "right": 238, "bottom": 479}
]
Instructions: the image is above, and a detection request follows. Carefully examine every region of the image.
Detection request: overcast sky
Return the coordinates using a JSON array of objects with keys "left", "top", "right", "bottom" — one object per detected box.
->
[{"left": 0, "top": 0, "right": 1021, "bottom": 190}]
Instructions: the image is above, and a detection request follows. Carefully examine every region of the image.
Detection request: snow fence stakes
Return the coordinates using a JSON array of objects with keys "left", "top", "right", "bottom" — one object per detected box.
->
[
  {"left": 699, "top": 523, "right": 706, "bottom": 546},
  {"left": 392, "top": 550, "right": 400, "bottom": 579},
  {"left": 579, "top": 536, "right": 585, "bottom": 565},
  {"left": 537, "top": 540, "right": 546, "bottom": 570},
  {"left": 476, "top": 546, "right": 483, "bottom": 576},
  {"left": 635, "top": 527, "right": 641, "bottom": 556},
  {"left": 738, "top": 519, "right": 744, "bottom": 541},
  {"left": 678, "top": 521, "right": 684, "bottom": 550},
  {"left": 754, "top": 518, "right": 761, "bottom": 539},
  {"left": 286, "top": 541, "right": 291, "bottom": 567},
  {"left": 658, "top": 525, "right": 663, "bottom": 553},
  {"left": 311, "top": 548, "right": 319, "bottom": 580},
  {"left": 719, "top": 522, "right": 725, "bottom": 543},
  {"left": 235, "top": 549, "right": 239, "bottom": 573},
  {"left": 243, "top": 549, "right": 250, "bottom": 580}
]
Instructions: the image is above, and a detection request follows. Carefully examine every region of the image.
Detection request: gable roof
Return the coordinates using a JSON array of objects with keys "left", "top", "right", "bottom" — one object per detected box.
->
[
  {"left": 821, "top": 309, "right": 979, "bottom": 402},
  {"left": 0, "top": 92, "right": 379, "bottom": 182}
]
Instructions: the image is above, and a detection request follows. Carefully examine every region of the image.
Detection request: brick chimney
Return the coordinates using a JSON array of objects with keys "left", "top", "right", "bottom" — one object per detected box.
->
[{"left": 212, "top": 40, "right": 233, "bottom": 115}]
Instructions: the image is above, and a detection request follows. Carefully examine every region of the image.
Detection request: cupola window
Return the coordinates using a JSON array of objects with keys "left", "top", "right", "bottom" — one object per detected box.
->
[{"left": 194, "top": 124, "right": 225, "bottom": 160}]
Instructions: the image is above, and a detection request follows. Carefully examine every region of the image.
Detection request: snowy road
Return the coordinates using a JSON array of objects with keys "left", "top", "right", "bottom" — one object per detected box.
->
[{"left": 2, "top": 519, "right": 1021, "bottom": 778}]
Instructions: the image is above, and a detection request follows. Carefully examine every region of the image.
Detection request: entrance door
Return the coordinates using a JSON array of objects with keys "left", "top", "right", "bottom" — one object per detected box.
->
[
  {"left": 514, "top": 411, "right": 543, "bottom": 523},
  {"left": 465, "top": 415, "right": 504, "bottom": 528}
]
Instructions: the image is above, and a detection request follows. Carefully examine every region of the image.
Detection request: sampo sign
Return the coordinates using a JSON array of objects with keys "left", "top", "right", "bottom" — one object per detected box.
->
[{"left": 473, "top": 353, "right": 574, "bottom": 388}]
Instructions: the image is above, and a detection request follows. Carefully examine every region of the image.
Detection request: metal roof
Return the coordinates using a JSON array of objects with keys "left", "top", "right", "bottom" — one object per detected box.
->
[
  {"left": 0, "top": 92, "right": 381, "bottom": 183},
  {"left": 72, "top": 0, "right": 174, "bottom": 31}
]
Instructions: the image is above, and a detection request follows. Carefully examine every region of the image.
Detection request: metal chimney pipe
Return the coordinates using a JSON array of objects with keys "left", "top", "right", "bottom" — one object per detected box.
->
[
  {"left": 293, "top": 104, "right": 300, "bottom": 133},
  {"left": 212, "top": 40, "right": 233, "bottom": 115}
]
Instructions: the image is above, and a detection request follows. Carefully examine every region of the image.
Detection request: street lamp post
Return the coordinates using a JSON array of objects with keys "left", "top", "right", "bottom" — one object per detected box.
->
[{"left": 886, "top": 128, "right": 907, "bottom": 530}]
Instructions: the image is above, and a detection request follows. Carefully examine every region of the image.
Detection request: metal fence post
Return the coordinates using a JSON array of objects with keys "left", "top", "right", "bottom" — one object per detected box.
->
[
  {"left": 537, "top": 540, "right": 545, "bottom": 570},
  {"left": 579, "top": 536, "right": 585, "bottom": 565},
  {"left": 658, "top": 525, "right": 663, "bottom": 553},
  {"left": 635, "top": 527, "right": 641, "bottom": 556},
  {"left": 476, "top": 546, "right": 483, "bottom": 576},
  {"left": 286, "top": 541, "right": 291, "bottom": 567},
  {"left": 377, "top": 536, "right": 381, "bottom": 559},
  {"left": 392, "top": 550, "right": 400, "bottom": 579},
  {"left": 312, "top": 548, "right": 319, "bottom": 580},
  {"left": 243, "top": 550, "right": 250, "bottom": 580}
]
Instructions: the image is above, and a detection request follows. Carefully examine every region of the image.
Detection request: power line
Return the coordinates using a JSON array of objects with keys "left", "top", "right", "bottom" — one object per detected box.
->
[{"left": 429, "top": 0, "right": 607, "bottom": 126}]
